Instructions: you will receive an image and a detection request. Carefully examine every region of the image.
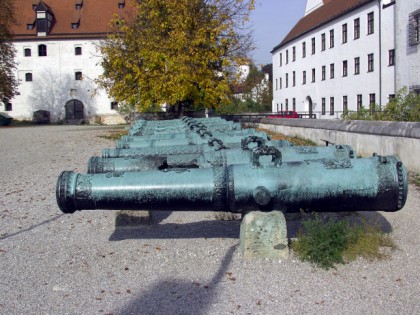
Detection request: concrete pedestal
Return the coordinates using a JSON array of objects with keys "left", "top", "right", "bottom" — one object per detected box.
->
[
  {"left": 240, "top": 211, "right": 289, "bottom": 259},
  {"left": 115, "top": 210, "right": 151, "bottom": 228}
]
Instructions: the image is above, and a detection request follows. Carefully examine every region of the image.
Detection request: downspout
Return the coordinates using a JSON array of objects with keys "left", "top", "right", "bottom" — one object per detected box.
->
[{"left": 378, "top": 0, "right": 382, "bottom": 110}]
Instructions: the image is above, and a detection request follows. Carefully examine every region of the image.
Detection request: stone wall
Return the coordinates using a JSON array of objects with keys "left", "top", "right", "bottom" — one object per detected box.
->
[{"left": 242, "top": 118, "right": 420, "bottom": 173}]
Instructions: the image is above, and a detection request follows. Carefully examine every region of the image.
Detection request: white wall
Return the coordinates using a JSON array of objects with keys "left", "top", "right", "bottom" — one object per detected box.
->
[
  {"left": 272, "top": 2, "right": 396, "bottom": 119},
  {"left": 395, "top": 0, "right": 420, "bottom": 92},
  {"left": 7, "top": 39, "right": 116, "bottom": 121}
]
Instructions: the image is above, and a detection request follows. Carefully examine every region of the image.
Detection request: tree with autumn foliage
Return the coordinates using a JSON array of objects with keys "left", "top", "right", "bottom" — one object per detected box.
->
[
  {"left": 0, "top": 0, "right": 18, "bottom": 102},
  {"left": 98, "top": 0, "right": 255, "bottom": 112}
]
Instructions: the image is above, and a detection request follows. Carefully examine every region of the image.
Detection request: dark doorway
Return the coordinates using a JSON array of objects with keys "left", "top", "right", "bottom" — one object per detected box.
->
[{"left": 65, "top": 99, "right": 84, "bottom": 120}]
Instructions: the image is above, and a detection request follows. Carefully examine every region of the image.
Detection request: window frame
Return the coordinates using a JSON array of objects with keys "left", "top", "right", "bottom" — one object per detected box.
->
[
  {"left": 75, "top": 46, "right": 82, "bottom": 56},
  {"left": 342, "top": 23, "right": 348, "bottom": 43},
  {"left": 354, "top": 57, "right": 360, "bottom": 75},
  {"left": 330, "top": 97, "right": 335, "bottom": 115},
  {"left": 321, "top": 33, "right": 326, "bottom": 51},
  {"left": 24, "top": 48, "right": 32, "bottom": 57},
  {"left": 330, "top": 63, "right": 335, "bottom": 79},
  {"left": 321, "top": 98, "right": 326, "bottom": 115},
  {"left": 342, "top": 60, "right": 348, "bottom": 77},
  {"left": 25, "top": 73, "right": 33, "bottom": 82},
  {"left": 38, "top": 44, "right": 47, "bottom": 57},
  {"left": 329, "top": 29, "right": 334, "bottom": 48},
  {"left": 354, "top": 18, "right": 360, "bottom": 39},
  {"left": 388, "top": 49, "right": 395, "bottom": 66},
  {"left": 368, "top": 53, "right": 374, "bottom": 72},
  {"left": 368, "top": 12, "right": 374, "bottom": 35},
  {"left": 75, "top": 71, "right": 83, "bottom": 80}
]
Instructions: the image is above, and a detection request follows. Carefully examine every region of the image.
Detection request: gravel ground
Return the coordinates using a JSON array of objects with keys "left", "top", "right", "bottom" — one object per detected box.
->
[{"left": 0, "top": 125, "right": 418, "bottom": 315}]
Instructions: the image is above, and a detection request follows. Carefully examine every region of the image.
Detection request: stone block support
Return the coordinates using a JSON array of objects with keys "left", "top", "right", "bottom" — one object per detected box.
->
[{"left": 240, "top": 211, "right": 289, "bottom": 259}]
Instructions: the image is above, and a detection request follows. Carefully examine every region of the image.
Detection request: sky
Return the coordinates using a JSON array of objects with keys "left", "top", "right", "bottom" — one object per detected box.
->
[{"left": 249, "top": 0, "right": 308, "bottom": 66}]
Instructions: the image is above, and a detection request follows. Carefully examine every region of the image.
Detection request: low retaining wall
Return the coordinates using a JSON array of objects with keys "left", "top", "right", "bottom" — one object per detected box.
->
[{"left": 242, "top": 118, "right": 420, "bottom": 173}]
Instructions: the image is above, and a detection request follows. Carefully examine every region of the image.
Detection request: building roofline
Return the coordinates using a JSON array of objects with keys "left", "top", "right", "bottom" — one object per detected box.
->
[{"left": 271, "top": 0, "right": 376, "bottom": 53}]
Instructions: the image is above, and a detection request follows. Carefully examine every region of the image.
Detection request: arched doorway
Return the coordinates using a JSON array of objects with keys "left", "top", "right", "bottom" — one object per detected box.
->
[
  {"left": 305, "top": 96, "right": 313, "bottom": 117},
  {"left": 65, "top": 99, "right": 84, "bottom": 120}
]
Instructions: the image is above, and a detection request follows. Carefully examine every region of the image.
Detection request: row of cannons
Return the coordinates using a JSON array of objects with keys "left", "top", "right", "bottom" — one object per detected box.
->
[{"left": 56, "top": 116, "right": 408, "bottom": 215}]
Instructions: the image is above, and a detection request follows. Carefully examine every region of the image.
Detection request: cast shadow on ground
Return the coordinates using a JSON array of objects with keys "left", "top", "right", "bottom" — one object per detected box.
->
[
  {"left": 109, "top": 210, "right": 392, "bottom": 242},
  {"left": 0, "top": 214, "right": 65, "bottom": 241},
  {"left": 113, "top": 245, "right": 238, "bottom": 315}
]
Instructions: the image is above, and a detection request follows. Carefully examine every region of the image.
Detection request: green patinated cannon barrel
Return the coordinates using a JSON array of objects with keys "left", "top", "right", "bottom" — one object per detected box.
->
[
  {"left": 116, "top": 132, "right": 269, "bottom": 149},
  {"left": 121, "top": 128, "right": 263, "bottom": 142},
  {"left": 88, "top": 145, "right": 354, "bottom": 173},
  {"left": 57, "top": 154, "right": 407, "bottom": 214},
  {"left": 101, "top": 139, "right": 292, "bottom": 158}
]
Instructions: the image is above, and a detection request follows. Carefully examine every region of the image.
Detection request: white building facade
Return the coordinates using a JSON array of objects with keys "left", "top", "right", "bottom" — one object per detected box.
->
[
  {"left": 0, "top": 0, "right": 134, "bottom": 123},
  {"left": 272, "top": 0, "right": 398, "bottom": 119},
  {"left": 395, "top": 1, "right": 420, "bottom": 94}
]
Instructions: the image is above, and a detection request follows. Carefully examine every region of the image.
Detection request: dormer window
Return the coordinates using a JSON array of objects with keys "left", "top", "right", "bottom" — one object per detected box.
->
[
  {"left": 35, "top": 1, "right": 54, "bottom": 36},
  {"left": 75, "top": 0, "right": 83, "bottom": 10},
  {"left": 27, "top": 23, "right": 34, "bottom": 30},
  {"left": 71, "top": 22, "right": 79, "bottom": 29},
  {"left": 118, "top": 0, "right": 125, "bottom": 8}
]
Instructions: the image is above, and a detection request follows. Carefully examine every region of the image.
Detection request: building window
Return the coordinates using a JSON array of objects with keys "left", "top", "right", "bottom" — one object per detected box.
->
[
  {"left": 293, "top": 98, "right": 296, "bottom": 112},
  {"left": 369, "top": 93, "right": 376, "bottom": 113},
  {"left": 75, "top": 46, "right": 82, "bottom": 55},
  {"left": 354, "top": 57, "right": 360, "bottom": 74},
  {"left": 330, "top": 97, "right": 335, "bottom": 115},
  {"left": 285, "top": 73, "right": 288, "bottom": 88},
  {"left": 286, "top": 50, "right": 289, "bottom": 64},
  {"left": 38, "top": 44, "right": 47, "bottom": 57},
  {"left": 311, "top": 37, "right": 315, "bottom": 54},
  {"left": 368, "top": 12, "right": 374, "bottom": 35},
  {"left": 279, "top": 78, "right": 282, "bottom": 89},
  {"left": 388, "top": 49, "right": 395, "bottom": 66},
  {"left": 321, "top": 66, "right": 326, "bottom": 81},
  {"left": 409, "top": 11, "right": 420, "bottom": 46},
  {"left": 357, "top": 94, "right": 363, "bottom": 110},
  {"left": 343, "top": 96, "right": 348, "bottom": 113},
  {"left": 24, "top": 48, "right": 31, "bottom": 57},
  {"left": 285, "top": 99, "right": 289, "bottom": 111},
  {"left": 330, "top": 63, "right": 335, "bottom": 79},
  {"left": 329, "top": 29, "right": 334, "bottom": 48},
  {"left": 292, "top": 46, "right": 296, "bottom": 61},
  {"left": 321, "top": 98, "right": 326, "bottom": 115},
  {"left": 303, "top": 71, "right": 306, "bottom": 85},
  {"left": 75, "top": 71, "right": 83, "bottom": 80},
  {"left": 111, "top": 101, "right": 118, "bottom": 110},
  {"left": 302, "top": 42, "right": 306, "bottom": 58},
  {"left": 75, "top": 1, "right": 83, "bottom": 10},
  {"left": 311, "top": 68, "right": 315, "bottom": 82},
  {"left": 25, "top": 73, "right": 33, "bottom": 82},
  {"left": 279, "top": 53, "right": 282, "bottom": 66},
  {"left": 343, "top": 60, "right": 348, "bottom": 77},
  {"left": 321, "top": 33, "right": 326, "bottom": 51},
  {"left": 342, "top": 23, "right": 348, "bottom": 43},
  {"left": 275, "top": 79, "right": 278, "bottom": 90},
  {"left": 5, "top": 102, "right": 12, "bottom": 111},
  {"left": 292, "top": 71, "right": 296, "bottom": 86},
  {"left": 27, "top": 24, "right": 34, "bottom": 30},
  {"left": 354, "top": 18, "right": 360, "bottom": 39},
  {"left": 368, "top": 53, "right": 374, "bottom": 72}
]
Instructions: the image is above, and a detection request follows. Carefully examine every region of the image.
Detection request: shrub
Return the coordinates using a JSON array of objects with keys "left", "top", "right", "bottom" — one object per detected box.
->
[{"left": 292, "top": 214, "right": 396, "bottom": 269}]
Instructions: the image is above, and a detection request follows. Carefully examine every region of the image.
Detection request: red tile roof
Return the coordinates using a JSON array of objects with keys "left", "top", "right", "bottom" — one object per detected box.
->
[
  {"left": 271, "top": 0, "right": 375, "bottom": 52},
  {"left": 11, "top": 0, "right": 136, "bottom": 40}
]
